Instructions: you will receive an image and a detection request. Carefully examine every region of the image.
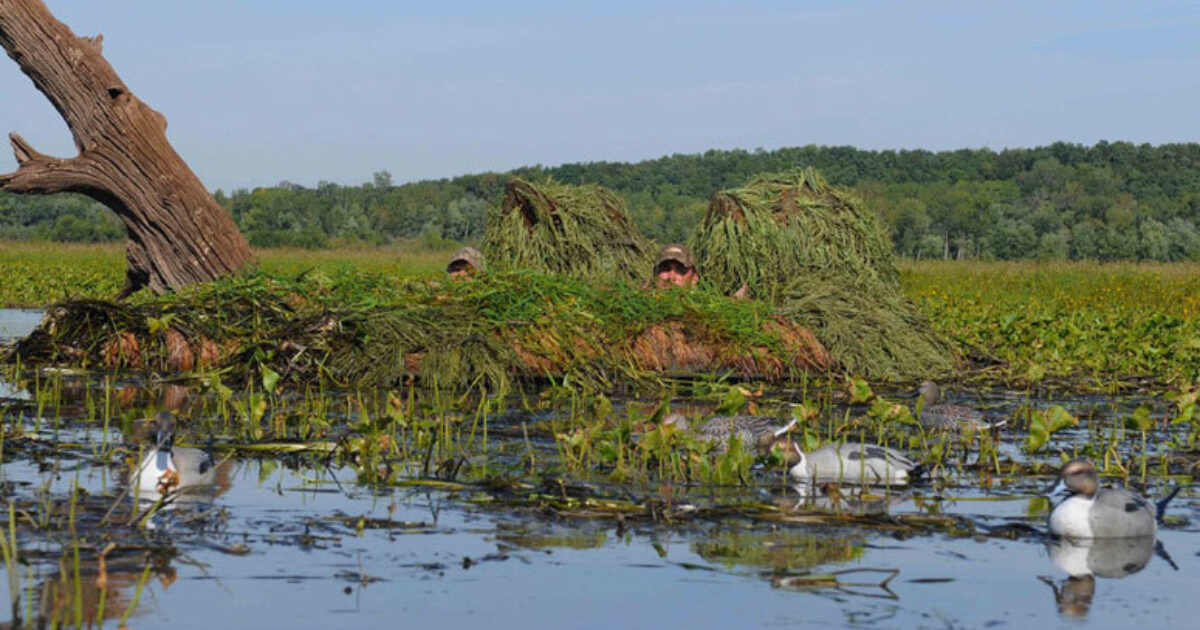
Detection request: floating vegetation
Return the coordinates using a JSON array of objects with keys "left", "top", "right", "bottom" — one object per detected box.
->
[
  {"left": 5, "top": 270, "right": 832, "bottom": 394},
  {"left": 482, "top": 177, "right": 653, "bottom": 282},
  {"left": 905, "top": 260, "right": 1200, "bottom": 387}
]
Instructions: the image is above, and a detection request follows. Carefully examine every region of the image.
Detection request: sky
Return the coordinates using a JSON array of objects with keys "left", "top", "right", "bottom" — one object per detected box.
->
[{"left": 1, "top": 1, "right": 1198, "bottom": 192}]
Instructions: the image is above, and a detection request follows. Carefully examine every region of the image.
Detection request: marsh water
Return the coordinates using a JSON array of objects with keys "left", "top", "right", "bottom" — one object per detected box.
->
[{"left": 0, "top": 309, "right": 1197, "bottom": 629}]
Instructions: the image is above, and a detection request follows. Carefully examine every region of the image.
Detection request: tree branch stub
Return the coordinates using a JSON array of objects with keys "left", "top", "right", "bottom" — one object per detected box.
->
[{"left": 0, "top": 0, "right": 254, "bottom": 295}]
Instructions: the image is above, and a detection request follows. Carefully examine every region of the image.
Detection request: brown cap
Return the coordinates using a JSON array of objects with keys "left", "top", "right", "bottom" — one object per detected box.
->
[
  {"left": 654, "top": 244, "right": 696, "bottom": 271},
  {"left": 447, "top": 246, "right": 485, "bottom": 272}
]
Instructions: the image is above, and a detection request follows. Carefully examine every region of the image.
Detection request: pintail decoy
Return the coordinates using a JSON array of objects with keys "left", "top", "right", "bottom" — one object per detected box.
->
[
  {"left": 787, "top": 441, "right": 922, "bottom": 486},
  {"left": 132, "top": 411, "right": 216, "bottom": 498},
  {"left": 1046, "top": 459, "right": 1162, "bottom": 539},
  {"left": 914, "top": 381, "right": 1005, "bottom": 431},
  {"left": 662, "top": 413, "right": 795, "bottom": 457}
]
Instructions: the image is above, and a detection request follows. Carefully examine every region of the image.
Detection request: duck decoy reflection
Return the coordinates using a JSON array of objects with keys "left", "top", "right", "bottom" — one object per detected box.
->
[{"left": 1040, "top": 535, "right": 1157, "bottom": 620}]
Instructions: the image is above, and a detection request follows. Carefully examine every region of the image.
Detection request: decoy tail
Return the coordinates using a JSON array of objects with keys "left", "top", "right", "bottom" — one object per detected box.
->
[
  {"left": 1156, "top": 486, "right": 1182, "bottom": 522},
  {"left": 908, "top": 462, "right": 929, "bottom": 481},
  {"left": 772, "top": 418, "right": 798, "bottom": 437},
  {"left": 984, "top": 417, "right": 1008, "bottom": 430},
  {"left": 1154, "top": 539, "right": 1180, "bottom": 571}
]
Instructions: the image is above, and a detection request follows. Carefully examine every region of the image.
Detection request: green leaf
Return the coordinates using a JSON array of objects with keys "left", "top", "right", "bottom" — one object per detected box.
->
[
  {"left": 868, "top": 398, "right": 917, "bottom": 425},
  {"left": 847, "top": 377, "right": 874, "bottom": 404},
  {"left": 1043, "top": 405, "right": 1078, "bottom": 433},
  {"left": 262, "top": 366, "right": 281, "bottom": 394},
  {"left": 1125, "top": 405, "right": 1153, "bottom": 431},
  {"left": 1024, "top": 405, "right": 1076, "bottom": 453},
  {"left": 791, "top": 402, "right": 819, "bottom": 423},
  {"left": 1026, "top": 496, "right": 1050, "bottom": 517},
  {"left": 714, "top": 387, "right": 747, "bottom": 416}
]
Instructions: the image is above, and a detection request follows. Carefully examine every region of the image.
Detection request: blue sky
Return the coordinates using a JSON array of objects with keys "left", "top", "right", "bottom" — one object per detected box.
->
[{"left": 1, "top": 1, "right": 1198, "bottom": 191}]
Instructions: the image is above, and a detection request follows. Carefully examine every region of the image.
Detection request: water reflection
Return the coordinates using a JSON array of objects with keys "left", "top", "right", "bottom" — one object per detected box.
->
[
  {"left": 692, "top": 528, "right": 865, "bottom": 572},
  {"left": 1040, "top": 536, "right": 1156, "bottom": 619},
  {"left": 784, "top": 484, "right": 905, "bottom": 515},
  {"left": 28, "top": 548, "right": 175, "bottom": 629}
]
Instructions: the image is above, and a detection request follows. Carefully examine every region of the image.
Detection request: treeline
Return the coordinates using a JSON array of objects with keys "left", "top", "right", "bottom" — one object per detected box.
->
[{"left": 3, "top": 141, "right": 1200, "bottom": 260}]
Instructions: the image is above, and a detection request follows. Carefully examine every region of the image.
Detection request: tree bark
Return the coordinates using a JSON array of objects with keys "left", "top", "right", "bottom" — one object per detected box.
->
[{"left": 0, "top": 0, "right": 254, "bottom": 296}]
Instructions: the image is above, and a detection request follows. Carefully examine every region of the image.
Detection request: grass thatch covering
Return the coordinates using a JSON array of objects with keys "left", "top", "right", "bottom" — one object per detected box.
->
[
  {"left": 482, "top": 177, "right": 653, "bottom": 282},
  {"left": 689, "top": 167, "right": 954, "bottom": 381},
  {"left": 689, "top": 167, "right": 897, "bottom": 300},
  {"left": 6, "top": 271, "right": 832, "bottom": 394},
  {"left": 777, "top": 272, "right": 956, "bottom": 381}
]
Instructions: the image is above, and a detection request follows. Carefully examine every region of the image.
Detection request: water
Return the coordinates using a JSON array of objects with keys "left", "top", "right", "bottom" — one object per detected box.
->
[
  {"left": 0, "top": 308, "right": 1196, "bottom": 629},
  {"left": 0, "top": 309, "right": 41, "bottom": 344}
]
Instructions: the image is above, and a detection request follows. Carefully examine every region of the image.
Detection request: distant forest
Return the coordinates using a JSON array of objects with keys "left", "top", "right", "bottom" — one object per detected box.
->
[{"left": 3, "top": 141, "right": 1200, "bottom": 261}]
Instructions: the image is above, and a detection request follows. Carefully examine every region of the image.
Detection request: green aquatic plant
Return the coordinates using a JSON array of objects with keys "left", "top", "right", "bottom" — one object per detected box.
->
[{"left": 1023, "top": 405, "right": 1078, "bottom": 453}]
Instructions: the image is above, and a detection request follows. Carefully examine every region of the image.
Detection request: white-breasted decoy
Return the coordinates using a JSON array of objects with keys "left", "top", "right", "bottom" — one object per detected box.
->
[
  {"left": 914, "top": 381, "right": 1005, "bottom": 431},
  {"left": 1046, "top": 459, "right": 1157, "bottom": 539},
  {"left": 787, "top": 441, "right": 922, "bottom": 486},
  {"left": 662, "top": 413, "right": 795, "bottom": 457},
  {"left": 131, "top": 411, "right": 216, "bottom": 498}
]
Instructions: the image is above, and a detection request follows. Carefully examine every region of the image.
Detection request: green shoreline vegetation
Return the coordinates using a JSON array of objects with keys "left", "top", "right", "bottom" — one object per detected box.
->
[{"left": 2, "top": 241, "right": 1199, "bottom": 388}]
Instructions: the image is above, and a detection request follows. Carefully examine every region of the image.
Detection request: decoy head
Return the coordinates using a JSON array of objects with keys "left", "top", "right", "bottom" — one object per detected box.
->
[
  {"left": 915, "top": 381, "right": 940, "bottom": 404},
  {"left": 786, "top": 442, "right": 810, "bottom": 482},
  {"left": 661, "top": 413, "right": 689, "bottom": 431},
  {"left": 152, "top": 410, "right": 176, "bottom": 452},
  {"left": 1047, "top": 459, "right": 1098, "bottom": 501},
  {"left": 767, "top": 437, "right": 803, "bottom": 466},
  {"left": 1056, "top": 575, "right": 1095, "bottom": 618}
]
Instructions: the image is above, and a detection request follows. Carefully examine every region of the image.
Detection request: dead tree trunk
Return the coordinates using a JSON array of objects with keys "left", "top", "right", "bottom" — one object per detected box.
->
[{"left": 0, "top": 0, "right": 254, "bottom": 296}]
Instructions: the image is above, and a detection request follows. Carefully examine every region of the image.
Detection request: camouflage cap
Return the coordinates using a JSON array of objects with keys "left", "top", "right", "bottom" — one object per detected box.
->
[
  {"left": 447, "top": 246, "right": 485, "bottom": 272},
  {"left": 654, "top": 244, "right": 696, "bottom": 270}
]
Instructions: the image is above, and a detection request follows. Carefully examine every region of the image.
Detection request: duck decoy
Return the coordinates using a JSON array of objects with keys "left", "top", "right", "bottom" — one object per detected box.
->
[
  {"left": 131, "top": 411, "right": 216, "bottom": 498},
  {"left": 1046, "top": 459, "right": 1161, "bottom": 539},
  {"left": 662, "top": 413, "right": 795, "bottom": 456},
  {"left": 914, "top": 381, "right": 1005, "bottom": 431},
  {"left": 787, "top": 441, "right": 922, "bottom": 486}
]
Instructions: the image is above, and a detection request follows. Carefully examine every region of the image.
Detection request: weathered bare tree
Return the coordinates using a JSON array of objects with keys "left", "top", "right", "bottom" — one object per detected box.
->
[{"left": 0, "top": 0, "right": 254, "bottom": 296}]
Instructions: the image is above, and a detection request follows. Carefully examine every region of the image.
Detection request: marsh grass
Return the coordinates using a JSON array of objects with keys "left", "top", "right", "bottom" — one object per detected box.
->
[
  {"left": 0, "top": 240, "right": 448, "bottom": 307},
  {"left": 903, "top": 260, "right": 1200, "bottom": 387},
  {"left": 6, "top": 244, "right": 1200, "bottom": 388}
]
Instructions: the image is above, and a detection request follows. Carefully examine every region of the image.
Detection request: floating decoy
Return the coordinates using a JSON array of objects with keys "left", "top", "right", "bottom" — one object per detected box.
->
[
  {"left": 787, "top": 441, "right": 921, "bottom": 486},
  {"left": 914, "top": 381, "right": 1005, "bottom": 431},
  {"left": 131, "top": 411, "right": 216, "bottom": 498},
  {"left": 1046, "top": 459, "right": 1158, "bottom": 539},
  {"left": 662, "top": 413, "right": 795, "bottom": 456}
]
